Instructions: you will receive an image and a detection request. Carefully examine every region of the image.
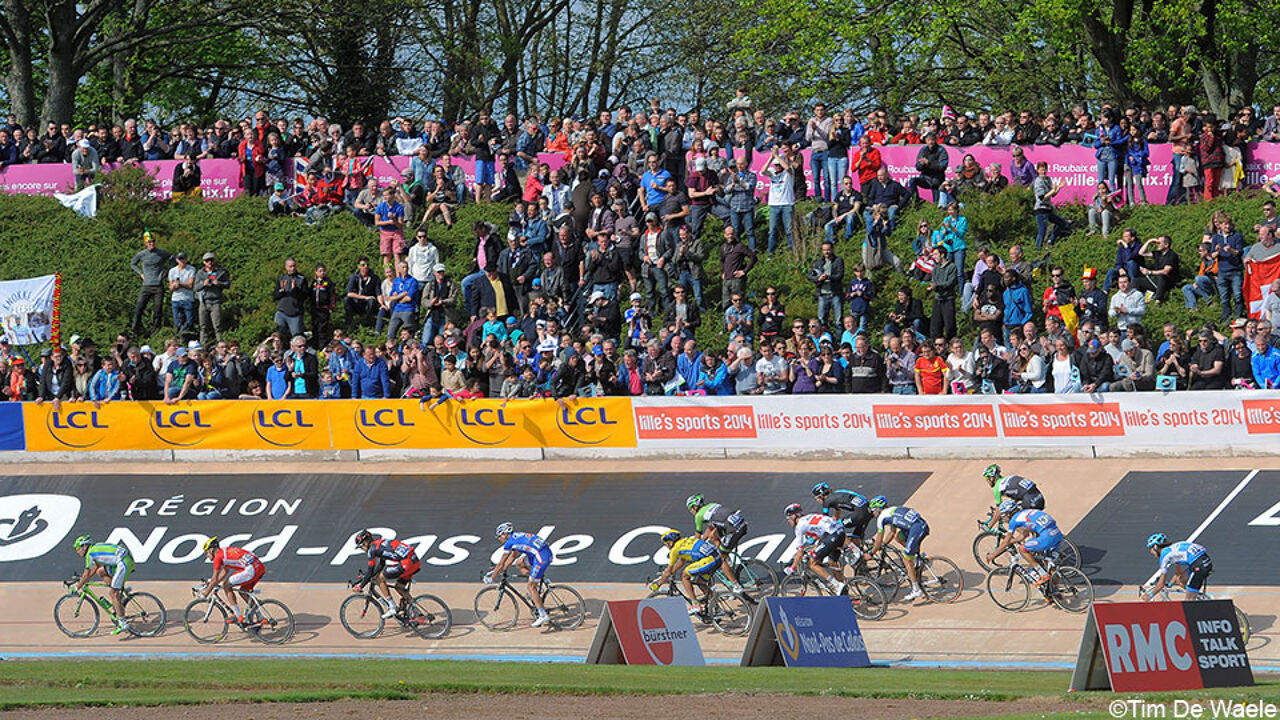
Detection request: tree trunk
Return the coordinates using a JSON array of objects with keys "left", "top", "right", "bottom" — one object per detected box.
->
[{"left": 1, "top": 0, "right": 37, "bottom": 126}]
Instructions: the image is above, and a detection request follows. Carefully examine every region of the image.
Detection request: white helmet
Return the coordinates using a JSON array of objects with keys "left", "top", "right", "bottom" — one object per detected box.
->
[{"left": 494, "top": 522, "right": 514, "bottom": 538}]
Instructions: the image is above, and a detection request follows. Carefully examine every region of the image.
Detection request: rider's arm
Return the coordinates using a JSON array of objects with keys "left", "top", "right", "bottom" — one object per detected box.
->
[
  {"left": 356, "top": 554, "right": 385, "bottom": 589},
  {"left": 75, "top": 562, "right": 94, "bottom": 591},
  {"left": 202, "top": 566, "right": 228, "bottom": 597},
  {"left": 491, "top": 549, "right": 515, "bottom": 577}
]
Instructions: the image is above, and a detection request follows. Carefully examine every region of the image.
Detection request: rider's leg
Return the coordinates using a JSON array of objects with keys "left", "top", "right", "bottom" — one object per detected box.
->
[
  {"left": 107, "top": 587, "right": 126, "bottom": 619},
  {"left": 392, "top": 578, "right": 412, "bottom": 606},
  {"left": 220, "top": 579, "right": 242, "bottom": 619},
  {"left": 679, "top": 573, "right": 698, "bottom": 606}
]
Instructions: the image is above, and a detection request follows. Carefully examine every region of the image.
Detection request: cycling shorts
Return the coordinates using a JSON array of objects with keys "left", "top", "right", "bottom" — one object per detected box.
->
[
  {"left": 1021, "top": 527, "right": 1063, "bottom": 554},
  {"left": 1021, "top": 491, "right": 1046, "bottom": 511},
  {"left": 108, "top": 554, "right": 134, "bottom": 590},
  {"left": 384, "top": 557, "right": 420, "bottom": 583},
  {"left": 684, "top": 554, "right": 721, "bottom": 578},
  {"left": 228, "top": 560, "right": 266, "bottom": 591},
  {"left": 718, "top": 521, "right": 748, "bottom": 553},
  {"left": 522, "top": 550, "right": 553, "bottom": 581},
  {"left": 1186, "top": 554, "right": 1213, "bottom": 593},
  {"left": 811, "top": 530, "right": 847, "bottom": 564},
  {"left": 898, "top": 520, "right": 929, "bottom": 557}
]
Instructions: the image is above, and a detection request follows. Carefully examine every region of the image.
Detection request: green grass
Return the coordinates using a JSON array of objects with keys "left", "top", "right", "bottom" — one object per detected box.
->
[{"left": 0, "top": 660, "right": 1274, "bottom": 710}]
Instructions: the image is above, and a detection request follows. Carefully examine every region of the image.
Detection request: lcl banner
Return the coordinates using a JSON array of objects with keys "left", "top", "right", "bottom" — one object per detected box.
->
[{"left": 19, "top": 397, "right": 636, "bottom": 451}]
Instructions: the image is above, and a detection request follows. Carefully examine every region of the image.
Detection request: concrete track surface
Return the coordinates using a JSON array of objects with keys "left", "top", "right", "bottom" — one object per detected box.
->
[{"left": 1, "top": 457, "right": 1276, "bottom": 669}]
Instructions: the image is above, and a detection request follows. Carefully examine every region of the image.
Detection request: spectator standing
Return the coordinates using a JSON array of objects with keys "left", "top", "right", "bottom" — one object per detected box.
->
[
  {"left": 167, "top": 252, "right": 196, "bottom": 339},
  {"left": 35, "top": 347, "right": 73, "bottom": 409},
  {"left": 724, "top": 156, "right": 758, "bottom": 248},
  {"left": 764, "top": 147, "right": 795, "bottom": 254},
  {"left": 283, "top": 335, "right": 319, "bottom": 398},
  {"left": 885, "top": 336, "right": 916, "bottom": 394},
  {"left": 344, "top": 257, "right": 379, "bottom": 330},
  {"left": 719, "top": 226, "right": 756, "bottom": 309},
  {"left": 914, "top": 341, "right": 947, "bottom": 395},
  {"left": 385, "top": 261, "right": 420, "bottom": 340},
  {"left": 844, "top": 333, "right": 886, "bottom": 393},
  {"left": 311, "top": 264, "right": 336, "bottom": 346},
  {"left": 1167, "top": 106, "right": 1195, "bottom": 205},
  {"left": 1211, "top": 214, "right": 1245, "bottom": 320},
  {"left": 1007, "top": 146, "right": 1036, "bottom": 187},
  {"left": 805, "top": 104, "right": 834, "bottom": 201},
  {"left": 272, "top": 258, "right": 309, "bottom": 340},
  {"left": 375, "top": 186, "right": 407, "bottom": 268},
  {"left": 846, "top": 263, "right": 873, "bottom": 333},
  {"left": 420, "top": 264, "right": 457, "bottom": 344},
  {"left": 1032, "top": 162, "right": 1070, "bottom": 249},
  {"left": 70, "top": 139, "right": 99, "bottom": 188},
  {"left": 808, "top": 241, "right": 845, "bottom": 329},
  {"left": 1002, "top": 270, "right": 1032, "bottom": 345},
  {"left": 850, "top": 135, "right": 881, "bottom": 190},
  {"left": 1188, "top": 330, "right": 1227, "bottom": 390},
  {"left": 928, "top": 246, "right": 958, "bottom": 340},
  {"left": 905, "top": 131, "right": 948, "bottom": 205},
  {"left": 129, "top": 233, "right": 173, "bottom": 337}
]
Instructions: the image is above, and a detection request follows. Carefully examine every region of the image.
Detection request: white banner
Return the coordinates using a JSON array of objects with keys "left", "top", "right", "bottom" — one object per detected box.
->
[
  {"left": 631, "top": 391, "right": 1280, "bottom": 449},
  {"left": 0, "top": 275, "right": 56, "bottom": 346},
  {"left": 52, "top": 184, "right": 98, "bottom": 218}
]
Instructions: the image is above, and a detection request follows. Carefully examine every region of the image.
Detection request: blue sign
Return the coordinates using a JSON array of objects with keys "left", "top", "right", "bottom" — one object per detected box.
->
[
  {"left": 0, "top": 403, "right": 24, "bottom": 451},
  {"left": 765, "top": 596, "right": 870, "bottom": 668}
]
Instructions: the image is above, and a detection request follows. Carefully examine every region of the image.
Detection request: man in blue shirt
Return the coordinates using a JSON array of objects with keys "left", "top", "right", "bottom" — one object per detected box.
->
[
  {"left": 385, "top": 261, "right": 419, "bottom": 340},
  {"left": 1211, "top": 218, "right": 1245, "bottom": 321},
  {"left": 1252, "top": 329, "right": 1280, "bottom": 388},
  {"left": 639, "top": 152, "right": 671, "bottom": 213},
  {"left": 352, "top": 345, "right": 392, "bottom": 399}
]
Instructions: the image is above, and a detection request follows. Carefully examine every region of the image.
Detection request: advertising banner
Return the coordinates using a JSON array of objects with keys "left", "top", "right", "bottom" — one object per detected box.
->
[
  {"left": 587, "top": 597, "right": 705, "bottom": 665},
  {"left": 1071, "top": 600, "right": 1251, "bottom": 692},
  {"left": 0, "top": 274, "right": 56, "bottom": 346},
  {"left": 0, "top": 470, "right": 929, "bottom": 582},
  {"left": 741, "top": 596, "right": 871, "bottom": 667},
  {"left": 0, "top": 159, "right": 242, "bottom": 200}
]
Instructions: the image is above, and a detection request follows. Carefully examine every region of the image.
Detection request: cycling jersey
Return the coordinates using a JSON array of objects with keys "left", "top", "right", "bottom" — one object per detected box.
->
[
  {"left": 877, "top": 506, "right": 930, "bottom": 556},
  {"left": 1008, "top": 509, "right": 1063, "bottom": 554},
  {"left": 824, "top": 491, "right": 873, "bottom": 538},
  {"left": 994, "top": 475, "right": 1044, "bottom": 509},
  {"left": 85, "top": 543, "right": 134, "bottom": 590},
  {"left": 1158, "top": 541, "right": 1212, "bottom": 593},
  {"left": 696, "top": 503, "right": 747, "bottom": 551},
  {"left": 669, "top": 537, "right": 721, "bottom": 577},
  {"left": 794, "top": 513, "right": 846, "bottom": 564},
  {"left": 214, "top": 546, "right": 266, "bottom": 591},
  {"left": 503, "top": 532, "right": 553, "bottom": 580},
  {"left": 361, "top": 538, "right": 421, "bottom": 586}
]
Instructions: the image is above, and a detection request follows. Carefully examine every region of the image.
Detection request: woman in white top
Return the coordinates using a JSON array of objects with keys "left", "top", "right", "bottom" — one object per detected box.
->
[
  {"left": 945, "top": 338, "right": 976, "bottom": 393},
  {"left": 1010, "top": 343, "right": 1046, "bottom": 393},
  {"left": 1050, "top": 338, "right": 1080, "bottom": 393}
]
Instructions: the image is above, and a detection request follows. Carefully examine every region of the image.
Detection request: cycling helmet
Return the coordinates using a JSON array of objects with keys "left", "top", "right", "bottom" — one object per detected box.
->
[
  {"left": 998, "top": 500, "right": 1019, "bottom": 516},
  {"left": 72, "top": 534, "right": 92, "bottom": 550},
  {"left": 685, "top": 494, "right": 705, "bottom": 510},
  {"left": 661, "top": 529, "right": 681, "bottom": 544},
  {"left": 868, "top": 495, "right": 887, "bottom": 511},
  {"left": 983, "top": 464, "right": 1001, "bottom": 482},
  {"left": 811, "top": 482, "right": 831, "bottom": 497},
  {"left": 494, "top": 522, "right": 514, "bottom": 538},
  {"left": 1146, "top": 533, "right": 1169, "bottom": 550},
  {"left": 784, "top": 502, "right": 803, "bottom": 517},
  {"left": 353, "top": 529, "right": 374, "bottom": 546},
  {"left": 202, "top": 535, "right": 220, "bottom": 553}
]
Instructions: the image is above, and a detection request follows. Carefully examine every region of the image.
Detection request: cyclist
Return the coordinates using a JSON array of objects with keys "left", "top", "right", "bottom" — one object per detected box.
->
[
  {"left": 1142, "top": 534, "right": 1213, "bottom": 602},
  {"left": 985, "top": 500, "right": 1061, "bottom": 585},
  {"left": 869, "top": 499, "right": 930, "bottom": 602},
  {"left": 490, "top": 522, "right": 553, "bottom": 627},
  {"left": 783, "top": 503, "right": 848, "bottom": 596},
  {"left": 353, "top": 529, "right": 421, "bottom": 619},
  {"left": 71, "top": 535, "right": 134, "bottom": 635},
  {"left": 983, "top": 464, "right": 1045, "bottom": 511},
  {"left": 687, "top": 494, "right": 747, "bottom": 592},
  {"left": 198, "top": 536, "right": 266, "bottom": 625},
  {"left": 811, "top": 482, "right": 876, "bottom": 563},
  {"left": 648, "top": 529, "right": 720, "bottom": 615}
]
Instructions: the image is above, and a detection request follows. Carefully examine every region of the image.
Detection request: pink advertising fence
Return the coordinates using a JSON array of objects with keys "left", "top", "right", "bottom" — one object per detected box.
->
[{"left": 0, "top": 159, "right": 244, "bottom": 200}]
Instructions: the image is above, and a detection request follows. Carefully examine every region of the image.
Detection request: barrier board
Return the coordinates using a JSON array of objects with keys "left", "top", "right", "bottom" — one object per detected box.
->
[
  {"left": 585, "top": 597, "right": 704, "bottom": 665},
  {"left": 741, "top": 596, "right": 870, "bottom": 667}
]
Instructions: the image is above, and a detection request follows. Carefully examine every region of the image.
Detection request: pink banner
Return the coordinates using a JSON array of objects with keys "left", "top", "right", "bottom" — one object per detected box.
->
[{"left": 0, "top": 159, "right": 244, "bottom": 200}]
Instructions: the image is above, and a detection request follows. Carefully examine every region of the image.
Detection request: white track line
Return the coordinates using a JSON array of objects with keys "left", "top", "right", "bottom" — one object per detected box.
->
[{"left": 1145, "top": 469, "right": 1258, "bottom": 588}]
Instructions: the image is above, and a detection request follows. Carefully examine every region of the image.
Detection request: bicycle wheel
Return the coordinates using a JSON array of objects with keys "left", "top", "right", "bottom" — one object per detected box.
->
[
  {"left": 708, "top": 591, "right": 752, "bottom": 635},
  {"left": 474, "top": 586, "right": 519, "bottom": 630},
  {"left": 985, "top": 567, "right": 1030, "bottom": 612},
  {"left": 53, "top": 593, "right": 100, "bottom": 638},
  {"left": 865, "top": 551, "right": 907, "bottom": 601},
  {"left": 1047, "top": 566, "right": 1093, "bottom": 613},
  {"left": 778, "top": 576, "right": 824, "bottom": 597},
  {"left": 972, "top": 531, "right": 1004, "bottom": 571},
  {"left": 736, "top": 559, "right": 779, "bottom": 600},
  {"left": 919, "top": 556, "right": 963, "bottom": 604},
  {"left": 339, "top": 594, "right": 386, "bottom": 638},
  {"left": 123, "top": 592, "right": 166, "bottom": 637},
  {"left": 847, "top": 576, "right": 888, "bottom": 621},
  {"left": 182, "top": 598, "right": 229, "bottom": 643},
  {"left": 1047, "top": 537, "right": 1082, "bottom": 569},
  {"left": 542, "top": 584, "right": 586, "bottom": 630},
  {"left": 247, "top": 599, "right": 294, "bottom": 644},
  {"left": 1235, "top": 608, "right": 1251, "bottom": 646},
  {"left": 407, "top": 594, "right": 452, "bottom": 639}
]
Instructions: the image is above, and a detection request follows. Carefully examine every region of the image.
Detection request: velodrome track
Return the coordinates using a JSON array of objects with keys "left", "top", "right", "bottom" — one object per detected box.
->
[{"left": 0, "top": 457, "right": 1276, "bottom": 669}]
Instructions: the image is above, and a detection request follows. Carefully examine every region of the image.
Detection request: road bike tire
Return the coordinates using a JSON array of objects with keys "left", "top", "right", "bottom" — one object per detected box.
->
[
  {"left": 1236, "top": 608, "right": 1250, "bottom": 646},
  {"left": 408, "top": 594, "right": 452, "bottom": 639},
  {"left": 248, "top": 599, "right": 294, "bottom": 644},
  {"left": 865, "top": 549, "right": 907, "bottom": 601},
  {"left": 708, "top": 591, "right": 752, "bottom": 636},
  {"left": 778, "top": 576, "right": 824, "bottom": 597},
  {"left": 474, "top": 585, "right": 519, "bottom": 630},
  {"left": 919, "top": 556, "right": 964, "bottom": 604},
  {"left": 339, "top": 594, "right": 386, "bottom": 638},
  {"left": 542, "top": 584, "right": 586, "bottom": 630},
  {"left": 123, "top": 591, "right": 166, "bottom": 637},
  {"left": 182, "top": 598, "right": 229, "bottom": 643},
  {"left": 985, "top": 566, "right": 1030, "bottom": 612},
  {"left": 1047, "top": 566, "right": 1093, "bottom": 614},
  {"left": 737, "top": 559, "right": 779, "bottom": 599},
  {"left": 972, "top": 531, "right": 1004, "bottom": 571},
  {"left": 1051, "top": 537, "right": 1082, "bottom": 569},
  {"left": 53, "top": 593, "right": 100, "bottom": 638},
  {"left": 847, "top": 576, "right": 888, "bottom": 621}
]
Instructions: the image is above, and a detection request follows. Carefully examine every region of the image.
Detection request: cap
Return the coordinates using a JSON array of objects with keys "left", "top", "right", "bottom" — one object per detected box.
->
[
  {"left": 187, "top": 340, "right": 201, "bottom": 350},
  {"left": 10, "top": 356, "right": 24, "bottom": 365},
  {"left": 273, "top": 182, "right": 286, "bottom": 191},
  {"left": 589, "top": 290, "right": 605, "bottom": 303},
  {"left": 139, "top": 344, "right": 153, "bottom": 354},
  {"left": 176, "top": 251, "right": 187, "bottom": 259},
  {"left": 40, "top": 348, "right": 52, "bottom": 357},
  {"left": 505, "top": 317, "right": 517, "bottom": 325},
  {"left": 693, "top": 157, "right": 707, "bottom": 170},
  {"left": 644, "top": 211, "right": 658, "bottom": 222},
  {"left": 1121, "top": 339, "right": 1136, "bottom": 351},
  {"left": 202, "top": 251, "right": 216, "bottom": 261},
  {"left": 536, "top": 319, "right": 547, "bottom": 327},
  {"left": 1081, "top": 267, "right": 1097, "bottom": 280},
  {"left": 629, "top": 292, "right": 643, "bottom": 302},
  {"left": 598, "top": 169, "right": 609, "bottom": 177},
  {"left": 1087, "top": 339, "right": 1102, "bottom": 353},
  {"left": 69, "top": 334, "right": 82, "bottom": 345},
  {"left": 537, "top": 339, "right": 557, "bottom": 353},
  {"left": 592, "top": 345, "right": 604, "bottom": 356},
  {"left": 433, "top": 263, "right": 446, "bottom": 273},
  {"left": 445, "top": 337, "right": 458, "bottom": 348},
  {"left": 176, "top": 347, "right": 188, "bottom": 358},
  {"left": 401, "top": 168, "right": 414, "bottom": 177},
  {"left": 1232, "top": 318, "right": 1248, "bottom": 329},
  {"left": 78, "top": 139, "right": 90, "bottom": 148}
]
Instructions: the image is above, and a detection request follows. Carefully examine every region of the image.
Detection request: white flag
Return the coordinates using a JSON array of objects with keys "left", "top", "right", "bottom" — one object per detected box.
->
[
  {"left": 0, "top": 275, "right": 57, "bottom": 345},
  {"left": 53, "top": 184, "right": 98, "bottom": 217}
]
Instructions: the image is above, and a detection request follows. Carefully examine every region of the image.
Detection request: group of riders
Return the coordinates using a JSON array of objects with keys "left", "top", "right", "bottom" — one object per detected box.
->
[{"left": 67, "top": 463, "right": 1214, "bottom": 634}]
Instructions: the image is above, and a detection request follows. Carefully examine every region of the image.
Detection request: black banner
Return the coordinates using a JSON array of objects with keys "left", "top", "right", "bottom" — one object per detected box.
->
[{"left": 0, "top": 472, "right": 929, "bottom": 583}]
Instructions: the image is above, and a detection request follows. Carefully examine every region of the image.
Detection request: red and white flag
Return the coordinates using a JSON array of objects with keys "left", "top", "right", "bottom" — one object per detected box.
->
[{"left": 1246, "top": 255, "right": 1280, "bottom": 318}]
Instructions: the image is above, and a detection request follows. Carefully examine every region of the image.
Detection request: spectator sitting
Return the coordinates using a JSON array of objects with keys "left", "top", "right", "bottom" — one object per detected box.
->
[
  {"left": 1108, "top": 272, "right": 1145, "bottom": 330},
  {"left": 1112, "top": 338, "right": 1155, "bottom": 391}
]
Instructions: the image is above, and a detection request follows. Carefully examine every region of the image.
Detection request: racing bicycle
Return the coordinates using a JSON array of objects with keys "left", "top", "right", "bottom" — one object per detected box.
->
[
  {"left": 779, "top": 552, "right": 888, "bottom": 621},
  {"left": 54, "top": 578, "right": 166, "bottom": 638},
  {"left": 473, "top": 569, "right": 586, "bottom": 631},
  {"left": 985, "top": 546, "right": 1093, "bottom": 613},
  {"left": 855, "top": 545, "right": 964, "bottom": 604},
  {"left": 1139, "top": 585, "right": 1250, "bottom": 645},
  {"left": 972, "top": 508, "right": 1080, "bottom": 572},
  {"left": 645, "top": 573, "right": 753, "bottom": 635},
  {"left": 718, "top": 547, "right": 779, "bottom": 600},
  {"left": 339, "top": 579, "right": 452, "bottom": 639},
  {"left": 183, "top": 586, "right": 295, "bottom": 644}
]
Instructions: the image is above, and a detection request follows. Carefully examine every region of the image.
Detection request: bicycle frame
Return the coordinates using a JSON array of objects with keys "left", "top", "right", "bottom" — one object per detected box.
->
[{"left": 490, "top": 572, "right": 545, "bottom": 613}]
